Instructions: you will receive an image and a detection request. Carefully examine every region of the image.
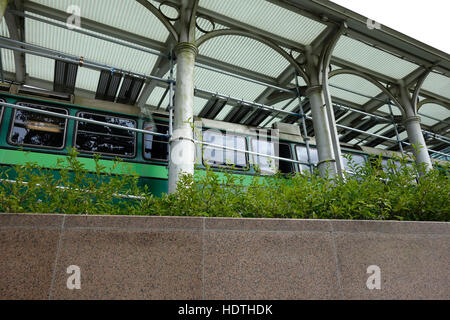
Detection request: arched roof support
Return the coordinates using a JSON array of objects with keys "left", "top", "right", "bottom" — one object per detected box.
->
[
  {"left": 320, "top": 25, "right": 346, "bottom": 177},
  {"left": 329, "top": 68, "right": 405, "bottom": 118},
  {"left": 135, "top": 0, "right": 179, "bottom": 42},
  {"left": 195, "top": 29, "right": 310, "bottom": 85},
  {"left": 418, "top": 98, "right": 450, "bottom": 111}
]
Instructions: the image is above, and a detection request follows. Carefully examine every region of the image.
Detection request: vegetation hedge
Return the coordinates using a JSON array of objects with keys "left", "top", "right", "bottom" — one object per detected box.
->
[{"left": 0, "top": 148, "right": 449, "bottom": 221}]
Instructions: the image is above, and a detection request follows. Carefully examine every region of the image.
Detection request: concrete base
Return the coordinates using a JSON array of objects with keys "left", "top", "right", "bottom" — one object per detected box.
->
[{"left": 0, "top": 214, "right": 449, "bottom": 300}]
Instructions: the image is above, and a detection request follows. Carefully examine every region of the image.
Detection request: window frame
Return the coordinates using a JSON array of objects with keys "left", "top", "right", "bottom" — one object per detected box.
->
[
  {"left": 0, "top": 98, "right": 5, "bottom": 129},
  {"left": 341, "top": 151, "right": 367, "bottom": 173},
  {"left": 74, "top": 111, "right": 137, "bottom": 158},
  {"left": 142, "top": 119, "right": 169, "bottom": 162},
  {"left": 8, "top": 101, "right": 69, "bottom": 151},
  {"left": 295, "top": 144, "right": 319, "bottom": 173},
  {"left": 277, "top": 142, "right": 295, "bottom": 174},
  {"left": 201, "top": 129, "right": 249, "bottom": 170},
  {"left": 249, "top": 137, "right": 279, "bottom": 175}
]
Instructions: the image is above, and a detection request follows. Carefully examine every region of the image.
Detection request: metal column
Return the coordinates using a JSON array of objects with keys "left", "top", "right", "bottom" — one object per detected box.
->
[
  {"left": 388, "top": 100, "right": 404, "bottom": 154},
  {"left": 168, "top": 42, "right": 198, "bottom": 194},
  {"left": 305, "top": 85, "right": 337, "bottom": 178},
  {"left": 403, "top": 116, "right": 433, "bottom": 173},
  {"left": 294, "top": 73, "right": 313, "bottom": 173},
  {"left": 399, "top": 86, "right": 433, "bottom": 173}
]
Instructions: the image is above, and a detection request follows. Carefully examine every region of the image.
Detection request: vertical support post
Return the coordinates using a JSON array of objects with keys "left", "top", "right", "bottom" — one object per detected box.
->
[
  {"left": 294, "top": 73, "right": 312, "bottom": 173},
  {"left": 388, "top": 100, "right": 404, "bottom": 154},
  {"left": 322, "top": 81, "right": 344, "bottom": 178},
  {"left": 306, "top": 84, "right": 337, "bottom": 178},
  {"left": 167, "top": 0, "right": 199, "bottom": 194},
  {"left": 320, "top": 25, "right": 346, "bottom": 179},
  {"left": 168, "top": 42, "right": 198, "bottom": 194},
  {"left": 399, "top": 86, "right": 432, "bottom": 173},
  {"left": 403, "top": 116, "right": 432, "bottom": 173},
  {"left": 167, "top": 49, "right": 174, "bottom": 164}
]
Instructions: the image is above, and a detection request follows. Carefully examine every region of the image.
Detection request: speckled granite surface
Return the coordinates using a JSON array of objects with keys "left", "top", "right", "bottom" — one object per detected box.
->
[{"left": 0, "top": 214, "right": 449, "bottom": 300}]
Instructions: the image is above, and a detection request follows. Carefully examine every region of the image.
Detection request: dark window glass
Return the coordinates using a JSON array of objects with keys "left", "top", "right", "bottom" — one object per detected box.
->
[
  {"left": 296, "top": 145, "right": 318, "bottom": 173},
  {"left": 203, "top": 130, "right": 247, "bottom": 168},
  {"left": 143, "top": 120, "right": 169, "bottom": 161},
  {"left": 278, "top": 143, "right": 294, "bottom": 174},
  {"left": 75, "top": 112, "right": 136, "bottom": 157},
  {"left": 9, "top": 103, "right": 67, "bottom": 149}
]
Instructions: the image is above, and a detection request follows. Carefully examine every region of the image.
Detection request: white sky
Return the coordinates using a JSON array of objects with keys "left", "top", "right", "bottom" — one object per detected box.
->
[{"left": 331, "top": 0, "right": 450, "bottom": 54}]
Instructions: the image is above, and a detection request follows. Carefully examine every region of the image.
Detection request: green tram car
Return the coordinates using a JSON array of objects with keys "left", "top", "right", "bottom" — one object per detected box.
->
[{"left": 0, "top": 90, "right": 446, "bottom": 196}]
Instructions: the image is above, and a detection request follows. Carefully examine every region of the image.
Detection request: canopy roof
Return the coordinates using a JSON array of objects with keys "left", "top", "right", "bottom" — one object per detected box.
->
[{"left": 0, "top": 0, "right": 449, "bottom": 158}]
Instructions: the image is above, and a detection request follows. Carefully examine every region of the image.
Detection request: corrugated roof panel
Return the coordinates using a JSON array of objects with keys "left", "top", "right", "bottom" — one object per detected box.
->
[
  {"left": 144, "top": 87, "right": 208, "bottom": 113},
  {"left": 26, "top": 54, "right": 53, "bottom": 81},
  {"left": 366, "top": 124, "right": 389, "bottom": 135},
  {"left": 75, "top": 67, "right": 100, "bottom": 92},
  {"left": 0, "top": 18, "right": 9, "bottom": 37},
  {"left": 25, "top": 15, "right": 159, "bottom": 76},
  {"left": 199, "top": 0, "right": 327, "bottom": 45},
  {"left": 1, "top": 49, "right": 16, "bottom": 74},
  {"left": 214, "top": 104, "right": 234, "bottom": 121},
  {"left": 397, "top": 131, "right": 408, "bottom": 141},
  {"left": 271, "top": 99, "right": 299, "bottom": 113},
  {"left": 283, "top": 100, "right": 300, "bottom": 113},
  {"left": 290, "top": 76, "right": 307, "bottom": 87},
  {"left": 193, "top": 96, "right": 209, "bottom": 116},
  {"left": 194, "top": 66, "right": 266, "bottom": 102},
  {"left": 378, "top": 104, "right": 402, "bottom": 116},
  {"left": 329, "top": 74, "right": 382, "bottom": 105},
  {"left": 347, "top": 138, "right": 360, "bottom": 145},
  {"left": 198, "top": 35, "right": 290, "bottom": 78},
  {"left": 257, "top": 98, "right": 300, "bottom": 127},
  {"left": 0, "top": 18, "right": 15, "bottom": 73},
  {"left": 146, "top": 86, "right": 169, "bottom": 109},
  {"left": 29, "top": 0, "right": 170, "bottom": 42},
  {"left": 333, "top": 36, "right": 419, "bottom": 79},
  {"left": 422, "top": 72, "right": 450, "bottom": 99},
  {"left": 419, "top": 103, "right": 450, "bottom": 126},
  {"left": 264, "top": 117, "right": 282, "bottom": 128}
]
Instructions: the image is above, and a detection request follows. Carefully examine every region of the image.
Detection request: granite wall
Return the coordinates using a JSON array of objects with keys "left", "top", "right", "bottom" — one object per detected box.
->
[{"left": 0, "top": 213, "right": 448, "bottom": 299}]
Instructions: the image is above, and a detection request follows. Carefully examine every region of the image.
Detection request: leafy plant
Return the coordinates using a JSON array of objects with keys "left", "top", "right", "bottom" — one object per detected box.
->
[{"left": 0, "top": 149, "right": 449, "bottom": 221}]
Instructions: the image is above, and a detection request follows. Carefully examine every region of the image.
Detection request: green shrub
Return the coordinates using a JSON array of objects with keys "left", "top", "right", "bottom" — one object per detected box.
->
[
  {"left": 0, "top": 148, "right": 146, "bottom": 215},
  {"left": 0, "top": 149, "right": 449, "bottom": 221}
]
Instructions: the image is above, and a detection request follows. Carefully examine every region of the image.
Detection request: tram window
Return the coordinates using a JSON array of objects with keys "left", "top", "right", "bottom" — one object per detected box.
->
[
  {"left": 9, "top": 103, "right": 67, "bottom": 149},
  {"left": 278, "top": 143, "right": 294, "bottom": 174},
  {"left": 381, "top": 159, "right": 415, "bottom": 174},
  {"left": 296, "top": 145, "right": 319, "bottom": 173},
  {"left": 75, "top": 112, "right": 136, "bottom": 157},
  {"left": 341, "top": 153, "right": 366, "bottom": 172},
  {"left": 381, "top": 159, "right": 399, "bottom": 174},
  {"left": 143, "top": 120, "right": 169, "bottom": 162},
  {"left": 251, "top": 138, "right": 277, "bottom": 174},
  {"left": 202, "top": 130, "right": 247, "bottom": 168}
]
